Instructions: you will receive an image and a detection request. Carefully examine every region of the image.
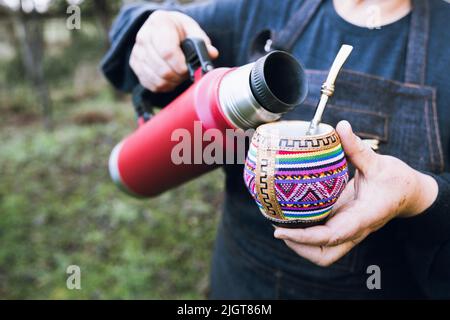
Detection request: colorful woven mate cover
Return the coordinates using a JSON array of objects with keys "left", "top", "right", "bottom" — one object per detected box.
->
[{"left": 244, "top": 121, "right": 349, "bottom": 227}]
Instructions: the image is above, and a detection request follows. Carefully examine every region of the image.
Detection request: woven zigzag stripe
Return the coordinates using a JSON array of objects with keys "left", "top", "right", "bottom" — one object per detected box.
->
[
  {"left": 274, "top": 144, "right": 348, "bottom": 220},
  {"left": 275, "top": 176, "right": 347, "bottom": 203},
  {"left": 274, "top": 165, "right": 347, "bottom": 182}
]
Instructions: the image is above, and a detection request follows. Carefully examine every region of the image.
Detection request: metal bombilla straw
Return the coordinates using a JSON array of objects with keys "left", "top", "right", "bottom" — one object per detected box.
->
[{"left": 306, "top": 45, "right": 353, "bottom": 136}]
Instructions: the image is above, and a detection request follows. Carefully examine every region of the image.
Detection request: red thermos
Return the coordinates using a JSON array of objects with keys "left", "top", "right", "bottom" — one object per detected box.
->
[{"left": 109, "top": 38, "right": 308, "bottom": 197}]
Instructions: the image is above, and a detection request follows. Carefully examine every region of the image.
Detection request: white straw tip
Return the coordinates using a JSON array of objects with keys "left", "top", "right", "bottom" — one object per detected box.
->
[{"left": 339, "top": 44, "right": 354, "bottom": 57}]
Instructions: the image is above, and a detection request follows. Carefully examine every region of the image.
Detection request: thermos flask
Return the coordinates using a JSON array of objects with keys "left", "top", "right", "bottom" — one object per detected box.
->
[{"left": 109, "top": 38, "right": 308, "bottom": 197}]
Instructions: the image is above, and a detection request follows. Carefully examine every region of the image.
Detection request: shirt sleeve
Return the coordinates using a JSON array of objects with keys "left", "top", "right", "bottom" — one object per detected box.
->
[
  {"left": 398, "top": 171, "right": 450, "bottom": 298},
  {"left": 100, "top": 0, "right": 242, "bottom": 93}
]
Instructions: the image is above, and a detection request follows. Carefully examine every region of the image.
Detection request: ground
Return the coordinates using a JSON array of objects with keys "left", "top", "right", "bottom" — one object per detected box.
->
[{"left": 0, "top": 79, "right": 224, "bottom": 299}]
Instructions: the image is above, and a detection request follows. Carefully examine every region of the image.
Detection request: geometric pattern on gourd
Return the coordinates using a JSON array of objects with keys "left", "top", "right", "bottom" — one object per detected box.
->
[
  {"left": 313, "top": 177, "right": 346, "bottom": 199},
  {"left": 274, "top": 177, "right": 345, "bottom": 203}
]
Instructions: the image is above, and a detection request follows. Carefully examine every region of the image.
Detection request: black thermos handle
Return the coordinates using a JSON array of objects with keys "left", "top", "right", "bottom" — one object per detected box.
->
[{"left": 181, "top": 37, "right": 214, "bottom": 81}]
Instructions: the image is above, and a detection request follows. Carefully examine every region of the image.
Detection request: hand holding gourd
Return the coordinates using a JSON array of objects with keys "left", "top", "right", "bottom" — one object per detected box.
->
[{"left": 274, "top": 120, "right": 439, "bottom": 267}]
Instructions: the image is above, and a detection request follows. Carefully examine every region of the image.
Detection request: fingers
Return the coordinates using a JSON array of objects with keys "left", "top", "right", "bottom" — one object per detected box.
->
[
  {"left": 173, "top": 11, "right": 219, "bottom": 59},
  {"left": 130, "top": 10, "right": 219, "bottom": 92},
  {"left": 130, "top": 45, "right": 180, "bottom": 92},
  {"left": 274, "top": 202, "right": 368, "bottom": 246},
  {"left": 275, "top": 225, "right": 335, "bottom": 246},
  {"left": 336, "top": 120, "right": 377, "bottom": 174},
  {"left": 144, "top": 42, "right": 185, "bottom": 83},
  {"left": 151, "top": 11, "right": 218, "bottom": 75},
  {"left": 146, "top": 12, "right": 188, "bottom": 76},
  {"left": 283, "top": 237, "right": 362, "bottom": 267},
  {"left": 275, "top": 207, "right": 368, "bottom": 266},
  {"left": 332, "top": 178, "right": 355, "bottom": 213}
]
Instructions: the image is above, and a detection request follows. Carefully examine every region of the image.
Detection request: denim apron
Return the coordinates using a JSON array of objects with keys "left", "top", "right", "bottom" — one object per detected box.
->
[{"left": 210, "top": 0, "right": 444, "bottom": 299}]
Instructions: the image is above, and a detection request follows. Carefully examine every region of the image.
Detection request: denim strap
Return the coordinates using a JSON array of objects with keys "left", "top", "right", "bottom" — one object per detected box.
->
[
  {"left": 271, "top": 0, "right": 322, "bottom": 52},
  {"left": 405, "top": 0, "right": 429, "bottom": 85}
]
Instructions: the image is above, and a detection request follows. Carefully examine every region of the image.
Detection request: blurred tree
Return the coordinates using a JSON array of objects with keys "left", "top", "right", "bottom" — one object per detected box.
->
[
  {"left": 0, "top": 0, "right": 200, "bottom": 128},
  {"left": 4, "top": 2, "right": 53, "bottom": 129},
  {"left": 0, "top": 0, "right": 123, "bottom": 128},
  {"left": 92, "top": 0, "right": 113, "bottom": 46}
]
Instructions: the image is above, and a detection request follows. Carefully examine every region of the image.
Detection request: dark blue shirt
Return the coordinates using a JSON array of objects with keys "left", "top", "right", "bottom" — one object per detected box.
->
[{"left": 101, "top": 0, "right": 450, "bottom": 297}]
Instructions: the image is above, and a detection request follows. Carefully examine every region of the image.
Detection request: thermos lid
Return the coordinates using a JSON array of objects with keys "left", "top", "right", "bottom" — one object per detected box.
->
[{"left": 250, "top": 51, "right": 308, "bottom": 114}]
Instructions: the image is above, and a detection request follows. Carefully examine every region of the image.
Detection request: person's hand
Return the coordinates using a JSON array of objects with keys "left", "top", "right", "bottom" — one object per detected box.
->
[
  {"left": 130, "top": 10, "right": 219, "bottom": 92},
  {"left": 274, "top": 120, "right": 439, "bottom": 267}
]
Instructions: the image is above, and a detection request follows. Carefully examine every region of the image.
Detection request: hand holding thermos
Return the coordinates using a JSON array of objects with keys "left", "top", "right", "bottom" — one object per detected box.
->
[{"left": 129, "top": 10, "right": 219, "bottom": 93}]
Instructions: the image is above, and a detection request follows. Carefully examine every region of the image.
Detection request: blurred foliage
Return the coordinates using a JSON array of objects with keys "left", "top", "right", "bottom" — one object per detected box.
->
[
  {"left": 0, "top": 21, "right": 105, "bottom": 87},
  {"left": 0, "top": 1, "right": 224, "bottom": 299},
  {"left": 0, "top": 87, "right": 223, "bottom": 299}
]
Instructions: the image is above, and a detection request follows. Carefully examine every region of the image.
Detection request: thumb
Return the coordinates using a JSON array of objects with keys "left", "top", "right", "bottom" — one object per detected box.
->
[
  {"left": 176, "top": 13, "right": 219, "bottom": 60},
  {"left": 336, "top": 120, "right": 377, "bottom": 174}
]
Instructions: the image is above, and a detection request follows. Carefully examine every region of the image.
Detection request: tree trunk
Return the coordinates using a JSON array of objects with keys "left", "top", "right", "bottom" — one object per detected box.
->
[
  {"left": 92, "top": 0, "right": 113, "bottom": 48},
  {"left": 12, "top": 10, "right": 53, "bottom": 130}
]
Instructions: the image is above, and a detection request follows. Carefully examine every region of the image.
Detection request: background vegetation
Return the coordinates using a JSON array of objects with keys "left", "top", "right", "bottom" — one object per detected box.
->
[{"left": 0, "top": 0, "right": 223, "bottom": 299}]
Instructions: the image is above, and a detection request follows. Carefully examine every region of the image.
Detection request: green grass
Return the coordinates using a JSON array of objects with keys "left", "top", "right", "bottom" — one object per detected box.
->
[{"left": 0, "top": 88, "right": 224, "bottom": 299}]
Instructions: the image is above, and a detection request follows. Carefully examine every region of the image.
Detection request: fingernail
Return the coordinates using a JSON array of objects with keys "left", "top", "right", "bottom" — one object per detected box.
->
[{"left": 274, "top": 230, "right": 284, "bottom": 239}]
